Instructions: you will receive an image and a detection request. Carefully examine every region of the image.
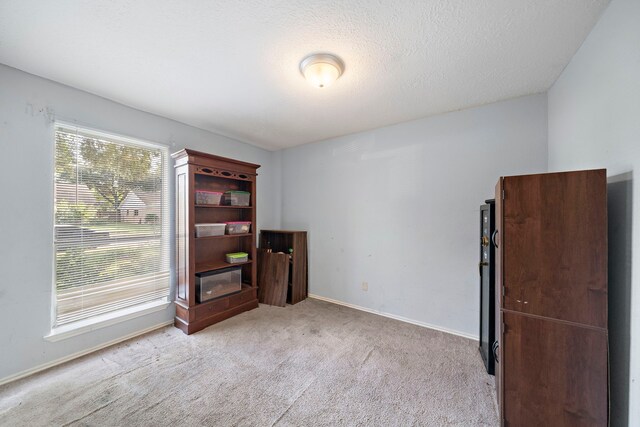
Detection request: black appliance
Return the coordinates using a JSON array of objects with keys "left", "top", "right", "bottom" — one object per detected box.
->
[{"left": 479, "top": 199, "right": 496, "bottom": 375}]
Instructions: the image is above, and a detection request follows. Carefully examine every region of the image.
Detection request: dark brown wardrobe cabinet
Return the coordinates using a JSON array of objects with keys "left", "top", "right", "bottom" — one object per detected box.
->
[
  {"left": 172, "top": 149, "right": 259, "bottom": 335},
  {"left": 494, "top": 169, "right": 608, "bottom": 427}
]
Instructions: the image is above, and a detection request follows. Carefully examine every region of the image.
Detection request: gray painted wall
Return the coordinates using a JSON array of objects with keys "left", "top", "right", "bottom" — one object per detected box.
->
[
  {"left": 280, "top": 94, "right": 548, "bottom": 338},
  {"left": 0, "top": 64, "right": 281, "bottom": 381},
  {"left": 547, "top": 0, "right": 640, "bottom": 424}
]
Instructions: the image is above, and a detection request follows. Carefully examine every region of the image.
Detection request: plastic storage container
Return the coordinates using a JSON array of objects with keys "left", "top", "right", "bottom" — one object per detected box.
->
[
  {"left": 226, "top": 252, "right": 249, "bottom": 263},
  {"left": 196, "top": 267, "right": 242, "bottom": 302},
  {"left": 226, "top": 221, "right": 251, "bottom": 235},
  {"left": 222, "top": 191, "right": 251, "bottom": 206},
  {"left": 195, "top": 223, "right": 226, "bottom": 237},
  {"left": 195, "top": 190, "right": 223, "bottom": 205}
]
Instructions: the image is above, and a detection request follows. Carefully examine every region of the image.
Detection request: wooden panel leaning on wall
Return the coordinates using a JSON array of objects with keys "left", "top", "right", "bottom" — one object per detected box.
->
[{"left": 257, "top": 250, "right": 290, "bottom": 307}]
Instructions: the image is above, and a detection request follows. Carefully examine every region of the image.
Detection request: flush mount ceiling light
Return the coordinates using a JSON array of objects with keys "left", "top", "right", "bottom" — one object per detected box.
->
[{"left": 299, "top": 53, "right": 345, "bottom": 88}]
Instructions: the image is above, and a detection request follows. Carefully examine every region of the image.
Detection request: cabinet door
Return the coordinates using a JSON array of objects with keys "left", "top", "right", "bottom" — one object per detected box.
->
[
  {"left": 502, "top": 170, "right": 607, "bottom": 328},
  {"left": 502, "top": 311, "right": 608, "bottom": 426}
]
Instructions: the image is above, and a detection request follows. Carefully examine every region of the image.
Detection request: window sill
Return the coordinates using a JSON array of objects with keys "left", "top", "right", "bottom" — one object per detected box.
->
[{"left": 44, "top": 299, "right": 172, "bottom": 342}]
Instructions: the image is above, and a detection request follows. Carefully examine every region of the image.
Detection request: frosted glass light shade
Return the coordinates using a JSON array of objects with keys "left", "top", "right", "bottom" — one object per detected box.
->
[{"left": 300, "top": 54, "right": 344, "bottom": 88}]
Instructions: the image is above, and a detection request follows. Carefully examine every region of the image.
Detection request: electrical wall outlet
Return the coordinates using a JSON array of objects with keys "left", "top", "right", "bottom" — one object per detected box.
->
[{"left": 361, "top": 282, "right": 368, "bottom": 291}]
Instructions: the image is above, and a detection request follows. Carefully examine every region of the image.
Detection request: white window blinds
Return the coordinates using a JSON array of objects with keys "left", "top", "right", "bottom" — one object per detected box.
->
[{"left": 53, "top": 124, "right": 170, "bottom": 326}]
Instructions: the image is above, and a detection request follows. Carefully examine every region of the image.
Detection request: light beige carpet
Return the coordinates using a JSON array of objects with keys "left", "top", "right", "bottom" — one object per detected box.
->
[{"left": 0, "top": 299, "right": 499, "bottom": 426}]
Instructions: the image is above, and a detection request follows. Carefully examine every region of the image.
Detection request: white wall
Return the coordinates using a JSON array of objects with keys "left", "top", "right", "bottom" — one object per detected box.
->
[
  {"left": 0, "top": 64, "right": 281, "bottom": 382},
  {"left": 281, "top": 94, "right": 548, "bottom": 338},
  {"left": 547, "top": 0, "right": 640, "bottom": 424}
]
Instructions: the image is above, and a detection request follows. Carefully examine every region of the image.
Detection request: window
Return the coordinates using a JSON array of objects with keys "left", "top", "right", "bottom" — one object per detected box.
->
[{"left": 53, "top": 124, "right": 169, "bottom": 327}]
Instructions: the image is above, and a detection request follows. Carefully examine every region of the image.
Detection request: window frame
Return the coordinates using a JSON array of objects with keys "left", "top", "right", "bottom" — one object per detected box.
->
[{"left": 49, "top": 121, "right": 172, "bottom": 338}]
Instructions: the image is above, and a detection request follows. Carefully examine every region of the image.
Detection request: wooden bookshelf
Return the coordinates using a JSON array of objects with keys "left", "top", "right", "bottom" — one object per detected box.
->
[{"left": 172, "top": 149, "right": 259, "bottom": 334}]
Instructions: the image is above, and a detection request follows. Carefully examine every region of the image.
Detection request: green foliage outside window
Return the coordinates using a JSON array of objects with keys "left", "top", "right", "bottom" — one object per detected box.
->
[{"left": 54, "top": 129, "right": 165, "bottom": 291}]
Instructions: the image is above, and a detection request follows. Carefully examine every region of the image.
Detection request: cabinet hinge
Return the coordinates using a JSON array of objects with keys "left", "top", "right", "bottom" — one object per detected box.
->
[{"left": 502, "top": 189, "right": 505, "bottom": 200}]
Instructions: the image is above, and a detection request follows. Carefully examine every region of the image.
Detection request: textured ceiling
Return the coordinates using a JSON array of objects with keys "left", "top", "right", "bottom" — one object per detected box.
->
[{"left": 0, "top": 0, "right": 609, "bottom": 150}]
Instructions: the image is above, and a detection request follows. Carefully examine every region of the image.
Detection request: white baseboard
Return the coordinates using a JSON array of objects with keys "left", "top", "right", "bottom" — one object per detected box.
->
[
  {"left": 0, "top": 320, "right": 174, "bottom": 387},
  {"left": 308, "top": 294, "right": 478, "bottom": 341}
]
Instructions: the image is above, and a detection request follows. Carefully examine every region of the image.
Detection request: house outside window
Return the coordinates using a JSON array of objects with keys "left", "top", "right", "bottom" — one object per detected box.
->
[{"left": 53, "top": 123, "right": 170, "bottom": 327}]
